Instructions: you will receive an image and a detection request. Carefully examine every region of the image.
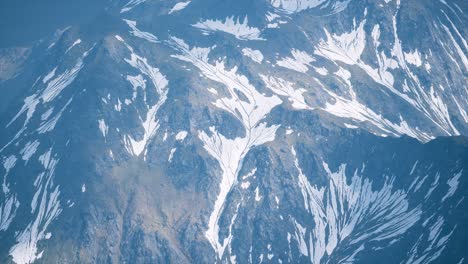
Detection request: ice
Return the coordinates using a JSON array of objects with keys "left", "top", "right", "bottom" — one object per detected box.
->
[
  {"left": 315, "top": 67, "right": 328, "bottom": 75},
  {"left": 124, "top": 19, "right": 158, "bottom": 43},
  {"left": 424, "top": 173, "right": 440, "bottom": 200},
  {"left": 115, "top": 35, "right": 124, "bottom": 42},
  {"left": 127, "top": 74, "right": 146, "bottom": 101},
  {"left": 65, "top": 39, "right": 81, "bottom": 53},
  {"left": 38, "top": 149, "right": 52, "bottom": 170},
  {"left": 115, "top": 98, "right": 122, "bottom": 112},
  {"left": 41, "top": 57, "right": 84, "bottom": 103},
  {"left": 344, "top": 123, "right": 358, "bottom": 129},
  {"left": 440, "top": 23, "right": 468, "bottom": 70},
  {"left": 315, "top": 20, "right": 366, "bottom": 64},
  {"left": 242, "top": 48, "right": 264, "bottom": 63},
  {"left": 404, "top": 216, "right": 454, "bottom": 264},
  {"left": 269, "top": 0, "right": 349, "bottom": 14},
  {"left": 291, "top": 147, "right": 421, "bottom": 263},
  {"left": 261, "top": 75, "right": 311, "bottom": 110},
  {"left": 40, "top": 108, "right": 54, "bottom": 121},
  {"left": 390, "top": 15, "right": 460, "bottom": 135},
  {"left": 318, "top": 79, "right": 432, "bottom": 141},
  {"left": 240, "top": 181, "right": 250, "bottom": 189},
  {"left": 121, "top": 0, "right": 147, "bottom": 13},
  {"left": 452, "top": 96, "right": 468, "bottom": 123},
  {"left": 8, "top": 50, "right": 88, "bottom": 132},
  {"left": 404, "top": 49, "right": 422, "bottom": 67},
  {"left": 20, "top": 140, "right": 40, "bottom": 163},
  {"left": 42, "top": 67, "right": 56, "bottom": 83},
  {"left": 255, "top": 187, "right": 262, "bottom": 201},
  {"left": 10, "top": 150, "right": 62, "bottom": 264},
  {"left": 441, "top": 10, "right": 468, "bottom": 54},
  {"left": 168, "top": 148, "right": 176, "bottom": 162},
  {"left": 312, "top": 17, "right": 461, "bottom": 140},
  {"left": 175, "top": 131, "right": 188, "bottom": 141},
  {"left": 171, "top": 37, "right": 281, "bottom": 258},
  {"left": 441, "top": 170, "right": 462, "bottom": 202},
  {"left": 315, "top": 22, "right": 412, "bottom": 110},
  {"left": 242, "top": 168, "right": 256, "bottom": 180},
  {"left": 276, "top": 49, "right": 314, "bottom": 73},
  {"left": 293, "top": 220, "right": 308, "bottom": 256},
  {"left": 5, "top": 49, "right": 91, "bottom": 152},
  {"left": 193, "top": 16, "right": 264, "bottom": 41},
  {"left": 427, "top": 85, "right": 459, "bottom": 135},
  {"left": 2, "top": 155, "right": 17, "bottom": 178},
  {"left": 266, "top": 12, "right": 280, "bottom": 22},
  {"left": 1, "top": 155, "right": 19, "bottom": 230},
  {"left": 207, "top": 87, "right": 218, "bottom": 95},
  {"left": 121, "top": 42, "right": 169, "bottom": 157},
  {"left": 37, "top": 97, "right": 73, "bottom": 134},
  {"left": 168, "top": 1, "right": 191, "bottom": 14},
  {"left": 410, "top": 160, "right": 419, "bottom": 175},
  {"left": 98, "top": 119, "right": 108, "bottom": 139},
  {"left": 0, "top": 195, "right": 19, "bottom": 232}
]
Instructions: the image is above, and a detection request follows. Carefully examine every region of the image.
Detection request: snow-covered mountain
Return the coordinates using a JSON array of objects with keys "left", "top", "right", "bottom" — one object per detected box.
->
[{"left": 0, "top": 0, "right": 467, "bottom": 263}]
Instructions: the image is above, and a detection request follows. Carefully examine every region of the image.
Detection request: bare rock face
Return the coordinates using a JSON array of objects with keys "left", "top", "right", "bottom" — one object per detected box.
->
[{"left": 0, "top": 0, "right": 467, "bottom": 263}]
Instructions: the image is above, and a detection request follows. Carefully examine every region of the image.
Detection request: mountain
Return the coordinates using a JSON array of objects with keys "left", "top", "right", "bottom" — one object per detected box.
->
[{"left": 0, "top": 0, "right": 467, "bottom": 263}]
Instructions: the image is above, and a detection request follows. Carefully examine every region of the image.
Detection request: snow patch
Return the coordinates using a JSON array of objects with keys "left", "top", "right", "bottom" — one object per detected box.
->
[
  {"left": 42, "top": 67, "right": 57, "bottom": 83},
  {"left": 242, "top": 48, "right": 264, "bottom": 63},
  {"left": 169, "top": 1, "right": 191, "bottom": 14},
  {"left": 175, "top": 131, "right": 188, "bottom": 141},
  {"left": 124, "top": 19, "right": 158, "bottom": 43},
  {"left": 10, "top": 150, "right": 62, "bottom": 264},
  {"left": 291, "top": 147, "right": 421, "bottom": 264},
  {"left": 121, "top": 43, "right": 169, "bottom": 157},
  {"left": 20, "top": 140, "right": 40, "bottom": 163},
  {"left": 404, "top": 50, "right": 422, "bottom": 67},
  {"left": 241, "top": 181, "right": 250, "bottom": 189},
  {"left": 1, "top": 155, "right": 19, "bottom": 231},
  {"left": 168, "top": 148, "right": 176, "bottom": 162},
  {"left": 270, "top": 0, "right": 350, "bottom": 13},
  {"left": 193, "top": 16, "right": 264, "bottom": 41},
  {"left": 121, "top": 0, "right": 148, "bottom": 13},
  {"left": 65, "top": 39, "right": 82, "bottom": 53},
  {"left": 315, "top": 67, "right": 328, "bottom": 75},
  {"left": 8, "top": 52, "right": 86, "bottom": 130},
  {"left": 441, "top": 170, "right": 462, "bottom": 202},
  {"left": 276, "top": 49, "right": 314, "bottom": 73},
  {"left": 171, "top": 37, "right": 281, "bottom": 258},
  {"left": 98, "top": 119, "right": 108, "bottom": 139},
  {"left": 261, "top": 75, "right": 311, "bottom": 110},
  {"left": 255, "top": 187, "right": 262, "bottom": 201}
]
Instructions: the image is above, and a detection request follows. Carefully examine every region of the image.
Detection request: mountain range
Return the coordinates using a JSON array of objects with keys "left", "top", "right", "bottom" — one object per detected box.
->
[{"left": 0, "top": 0, "right": 467, "bottom": 263}]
